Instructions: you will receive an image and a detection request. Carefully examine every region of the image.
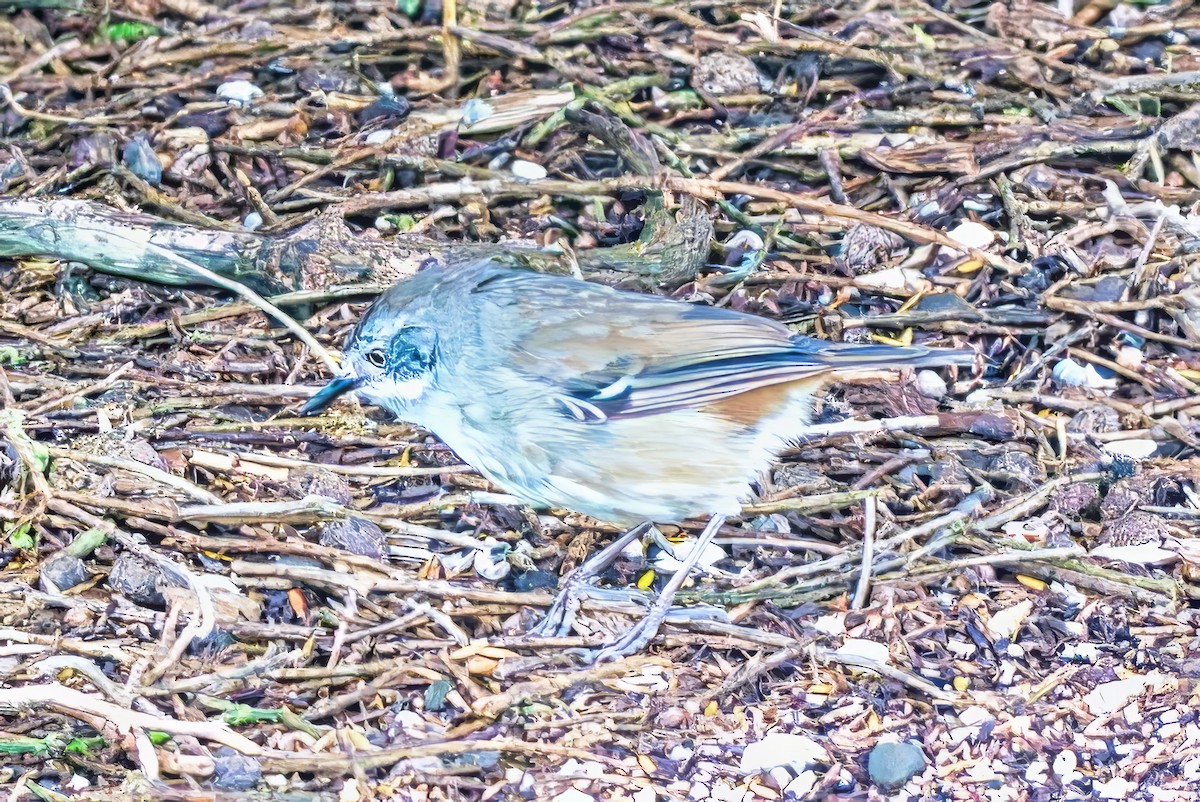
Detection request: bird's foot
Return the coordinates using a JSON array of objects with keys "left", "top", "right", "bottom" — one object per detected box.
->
[
  {"left": 526, "top": 573, "right": 589, "bottom": 638},
  {"left": 526, "top": 522, "right": 655, "bottom": 638}
]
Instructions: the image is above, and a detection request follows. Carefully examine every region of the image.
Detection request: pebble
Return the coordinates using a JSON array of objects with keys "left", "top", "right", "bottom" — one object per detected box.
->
[
  {"left": 510, "top": 159, "right": 548, "bottom": 180},
  {"left": 867, "top": 741, "right": 926, "bottom": 789},
  {"left": 1060, "top": 643, "right": 1100, "bottom": 663},
  {"left": 915, "top": 369, "right": 947, "bottom": 399},
  {"left": 1094, "top": 777, "right": 1135, "bottom": 799},
  {"left": 740, "top": 732, "right": 826, "bottom": 773},
  {"left": 1052, "top": 357, "right": 1118, "bottom": 389},
  {"left": 551, "top": 790, "right": 593, "bottom": 802},
  {"left": 764, "top": 766, "right": 792, "bottom": 790},
  {"left": 783, "top": 771, "right": 818, "bottom": 798},
  {"left": 833, "top": 638, "right": 889, "bottom": 664},
  {"left": 948, "top": 220, "right": 996, "bottom": 249},
  {"left": 460, "top": 98, "right": 495, "bottom": 126},
  {"left": 108, "top": 552, "right": 168, "bottom": 606},
  {"left": 39, "top": 552, "right": 89, "bottom": 593},
  {"left": 1084, "top": 675, "right": 1153, "bottom": 716},
  {"left": 364, "top": 128, "right": 397, "bottom": 145},
  {"left": 1051, "top": 749, "right": 1079, "bottom": 782},
  {"left": 653, "top": 539, "right": 725, "bottom": 574},
  {"left": 210, "top": 748, "right": 262, "bottom": 791},
  {"left": 1101, "top": 439, "right": 1160, "bottom": 460},
  {"left": 632, "top": 788, "right": 656, "bottom": 802},
  {"left": 317, "top": 517, "right": 388, "bottom": 560},
  {"left": 472, "top": 539, "right": 512, "bottom": 581},
  {"left": 216, "top": 80, "right": 263, "bottom": 105},
  {"left": 122, "top": 135, "right": 162, "bottom": 184}
]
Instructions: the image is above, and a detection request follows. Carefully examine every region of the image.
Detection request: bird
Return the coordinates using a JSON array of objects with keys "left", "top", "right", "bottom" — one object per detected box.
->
[{"left": 302, "top": 254, "right": 974, "bottom": 661}]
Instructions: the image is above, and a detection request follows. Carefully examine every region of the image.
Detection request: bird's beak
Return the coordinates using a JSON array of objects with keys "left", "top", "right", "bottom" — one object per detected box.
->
[{"left": 299, "top": 376, "right": 362, "bottom": 416}]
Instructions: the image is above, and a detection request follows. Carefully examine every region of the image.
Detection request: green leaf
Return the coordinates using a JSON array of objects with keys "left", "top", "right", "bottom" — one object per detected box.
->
[
  {"left": 5, "top": 521, "right": 35, "bottom": 551},
  {"left": 381, "top": 213, "right": 416, "bottom": 232},
  {"left": 105, "top": 22, "right": 160, "bottom": 42},
  {"left": 64, "top": 736, "right": 106, "bottom": 754},
  {"left": 397, "top": 0, "right": 421, "bottom": 18},
  {"left": 0, "top": 346, "right": 26, "bottom": 366},
  {"left": 911, "top": 24, "right": 936, "bottom": 50},
  {"left": 147, "top": 731, "right": 172, "bottom": 745},
  {"left": 424, "top": 679, "right": 453, "bottom": 712},
  {"left": 27, "top": 441, "right": 49, "bottom": 474},
  {"left": 1105, "top": 97, "right": 1139, "bottom": 117},
  {"left": 0, "top": 735, "right": 54, "bottom": 755}
]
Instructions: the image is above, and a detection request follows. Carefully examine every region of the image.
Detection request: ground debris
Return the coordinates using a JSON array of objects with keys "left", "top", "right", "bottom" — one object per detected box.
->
[{"left": 0, "top": 1, "right": 1199, "bottom": 800}]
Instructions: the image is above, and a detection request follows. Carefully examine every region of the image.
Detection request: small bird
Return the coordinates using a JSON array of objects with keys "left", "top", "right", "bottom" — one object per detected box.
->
[{"left": 303, "top": 255, "right": 973, "bottom": 660}]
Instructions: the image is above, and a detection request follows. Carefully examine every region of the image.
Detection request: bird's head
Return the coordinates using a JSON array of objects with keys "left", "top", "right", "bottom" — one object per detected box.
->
[{"left": 300, "top": 268, "right": 444, "bottom": 418}]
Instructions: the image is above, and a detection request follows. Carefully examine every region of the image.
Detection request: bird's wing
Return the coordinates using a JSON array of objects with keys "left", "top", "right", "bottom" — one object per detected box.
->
[{"left": 470, "top": 266, "right": 960, "bottom": 423}]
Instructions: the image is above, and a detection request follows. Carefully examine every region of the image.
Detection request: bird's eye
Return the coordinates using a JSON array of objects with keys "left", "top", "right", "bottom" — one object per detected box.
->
[{"left": 366, "top": 349, "right": 386, "bottom": 368}]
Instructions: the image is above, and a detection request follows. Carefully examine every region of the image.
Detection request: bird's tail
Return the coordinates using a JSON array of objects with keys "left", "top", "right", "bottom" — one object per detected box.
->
[{"left": 791, "top": 335, "right": 976, "bottom": 374}]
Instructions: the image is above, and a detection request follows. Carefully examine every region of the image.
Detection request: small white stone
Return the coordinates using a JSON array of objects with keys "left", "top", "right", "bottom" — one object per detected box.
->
[
  {"left": 1051, "top": 582, "right": 1088, "bottom": 609},
  {"left": 709, "top": 780, "right": 747, "bottom": 802},
  {"left": 727, "top": 230, "right": 764, "bottom": 251},
  {"left": 813, "top": 613, "right": 846, "bottom": 636},
  {"left": 654, "top": 540, "right": 725, "bottom": 573},
  {"left": 1091, "top": 542, "right": 1178, "bottom": 566},
  {"left": 390, "top": 709, "right": 427, "bottom": 737},
  {"left": 632, "top": 788, "right": 657, "bottom": 802},
  {"left": 783, "top": 771, "right": 818, "bottom": 797},
  {"left": 946, "top": 640, "right": 976, "bottom": 659},
  {"left": 511, "top": 159, "right": 548, "bottom": 180},
  {"left": 1160, "top": 710, "right": 1181, "bottom": 725},
  {"left": 1084, "top": 675, "right": 1152, "bottom": 716},
  {"left": 669, "top": 744, "right": 694, "bottom": 762},
  {"left": 243, "top": 211, "right": 263, "bottom": 231},
  {"left": 1158, "top": 722, "right": 1182, "bottom": 740},
  {"left": 959, "top": 706, "right": 994, "bottom": 727},
  {"left": 1051, "top": 750, "right": 1078, "bottom": 780},
  {"left": 216, "top": 80, "right": 263, "bottom": 105},
  {"left": 764, "top": 766, "right": 793, "bottom": 790},
  {"left": 853, "top": 266, "right": 930, "bottom": 293},
  {"left": 364, "top": 129, "right": 396, "bottom": 145},
  {"left": 1024, "top": 759, "right": 1048, "bottom": 784},
  {"left": 915, "top": 369, "right": 947, "bottom": 399},
  {"left": 947, "top": 726, "right": 976, "bottom": 746},
  {"left": 1060, "top": 643, "right": 1100, "bottom": 663},
  {"left": 557, "top": 759, "right": 605, "bottom": 778},
  {"left": 1052, "top": 358, "right": 1118, "bottom": 389},
  {"left": 1115, "top": 345, "right": 1143, "bottom": 370},
  {"left": 834, "top": 638, "right": 889, "bottom": 665},
  {"left": 947, "top": 220, "right": 996, "bottom": 249},
  {"left": 740, "top": 732, "right": 826, "bottom": 773},
  {"left": 64, "top": 775, "right": 90, "bottom": 791},
  {"left": 473, "top": 541, "right": 511, "bottom": 581},
  {"left": 1094, "top": 777, "right": 1136, "bottom": 799},
  {"left": 687, "top": 782, "right": 710, "bottom": 801},
  {"left": 460, "top": 98, "right": 495, "bottom": 126}
]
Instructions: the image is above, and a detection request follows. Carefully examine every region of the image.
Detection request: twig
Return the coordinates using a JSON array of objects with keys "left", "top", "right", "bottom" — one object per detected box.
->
[{"left": 851, "top": 496, "right": 876, "bottom": 610}]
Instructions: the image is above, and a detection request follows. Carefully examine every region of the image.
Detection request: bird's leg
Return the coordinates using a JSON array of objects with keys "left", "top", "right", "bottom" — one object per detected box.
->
[
  {"left": 589, "top": 513, "right": 727, "bottom": 663},
  {"left": 527, "top": 521, "right": 655, "bottom": 638}
]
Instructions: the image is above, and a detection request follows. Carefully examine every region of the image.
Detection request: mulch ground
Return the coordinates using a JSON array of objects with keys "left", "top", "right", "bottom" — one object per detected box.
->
[{"left": 1, "top": 1, "right": 1199, "bottom": 800}]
